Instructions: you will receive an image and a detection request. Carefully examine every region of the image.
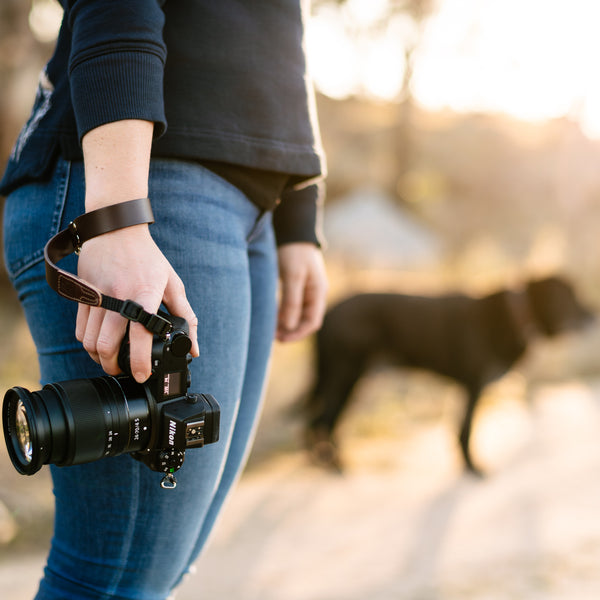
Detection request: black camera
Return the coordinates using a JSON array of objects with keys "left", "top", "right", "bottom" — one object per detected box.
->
[{"left": 2, "top": 313, "right": 220, "bottom": 488}]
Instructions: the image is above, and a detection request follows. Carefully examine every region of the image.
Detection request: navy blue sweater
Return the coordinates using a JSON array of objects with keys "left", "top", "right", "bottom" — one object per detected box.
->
[{"left": 1, "top": 0, "right": 326, "bottom": 245}]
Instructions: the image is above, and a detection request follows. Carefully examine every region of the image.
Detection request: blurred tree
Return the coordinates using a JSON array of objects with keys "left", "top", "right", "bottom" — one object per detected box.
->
[
  {"left": 312, "top": 0, "right": 436, "bottom": 201},
  {"left": 0, "top": 0, "right": 56, "bottom": 287},
  {"left": 0, "top": 1, "right": 54, "bottom": 169},
  {"left": 0, "top": 1, "right": 31, "bottom": 170}
]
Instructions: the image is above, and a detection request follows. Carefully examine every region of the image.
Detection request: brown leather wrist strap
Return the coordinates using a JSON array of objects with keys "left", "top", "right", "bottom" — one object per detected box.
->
[{"left": 44, "top": 197, "right": 172, "bottom": 339}]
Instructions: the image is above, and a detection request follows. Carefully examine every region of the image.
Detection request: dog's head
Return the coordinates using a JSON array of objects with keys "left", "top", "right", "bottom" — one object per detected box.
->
[{"left": 526, "top": 276, "right": 595, "bottom": 337}]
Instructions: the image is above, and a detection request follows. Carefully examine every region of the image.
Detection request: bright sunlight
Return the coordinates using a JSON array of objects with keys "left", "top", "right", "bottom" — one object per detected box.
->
[{"left": 306, "top": 0, "right": 600, "bottom": 138}]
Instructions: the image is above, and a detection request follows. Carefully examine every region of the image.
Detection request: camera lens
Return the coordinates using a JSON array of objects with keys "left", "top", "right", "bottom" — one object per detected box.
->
[{"left": 2, "top": 377, "right": 153, "bottom": 475}]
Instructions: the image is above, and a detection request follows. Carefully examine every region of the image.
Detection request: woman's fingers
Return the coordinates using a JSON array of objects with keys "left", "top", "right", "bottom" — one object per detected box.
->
[
  {"left": 163, "top": 272, "right": 199, "bottom": 358},
  {"left": 76, "top": 304, "right": 131, "bottom": 375}
]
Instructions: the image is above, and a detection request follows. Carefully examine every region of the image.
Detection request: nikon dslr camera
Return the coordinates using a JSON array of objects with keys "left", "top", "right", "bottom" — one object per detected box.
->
[{"left": 2, "top": 312, "right": 220, "bottom": 488}]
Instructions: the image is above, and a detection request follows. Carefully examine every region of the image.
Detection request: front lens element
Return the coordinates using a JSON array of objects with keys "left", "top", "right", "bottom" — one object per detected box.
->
[
  {"left": 14, "top": 399, "right": 32, "bottom": 464},
  {"left": 2, "top": 386, "right": 46, "bottom": 475},
  {"left": 2, "top": 378, "right": 152, "bottom": 476}
]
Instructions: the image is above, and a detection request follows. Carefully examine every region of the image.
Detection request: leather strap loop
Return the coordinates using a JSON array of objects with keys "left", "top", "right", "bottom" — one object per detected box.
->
[{"left": 44, "top": 198, "right": 172, "bottom": 339}]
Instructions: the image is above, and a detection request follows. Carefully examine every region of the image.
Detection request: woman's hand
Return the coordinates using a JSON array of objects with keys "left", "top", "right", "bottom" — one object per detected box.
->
[
  {"left": 276, "top": 243, "right": 328, "bottom": 342},
  {"left": 75, "top": 224, "right": 198, "bottom": 383}
]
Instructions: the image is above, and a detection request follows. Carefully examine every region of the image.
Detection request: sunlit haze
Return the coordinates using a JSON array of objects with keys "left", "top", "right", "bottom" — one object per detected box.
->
[{"left": 306, "top": 0, "right": 600, "bottom": 138}]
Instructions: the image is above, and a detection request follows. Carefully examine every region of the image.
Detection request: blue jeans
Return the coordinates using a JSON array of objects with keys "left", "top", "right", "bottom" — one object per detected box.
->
[{"left": 3, "top": 158, "right": 278, "bottom": 599}]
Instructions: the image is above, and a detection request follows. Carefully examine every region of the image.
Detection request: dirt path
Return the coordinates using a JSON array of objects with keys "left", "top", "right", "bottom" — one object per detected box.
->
[
  {"left": 174, "top": 378, "right": 600, "bottom": 600},
  {"left": 5, "top": 376, "right": 600, "bottom": 599}
]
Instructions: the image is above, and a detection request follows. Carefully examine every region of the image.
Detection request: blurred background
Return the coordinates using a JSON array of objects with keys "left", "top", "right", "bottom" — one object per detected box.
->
[{"left": 3, "top": 1, "right": 600, "bottom": 598}]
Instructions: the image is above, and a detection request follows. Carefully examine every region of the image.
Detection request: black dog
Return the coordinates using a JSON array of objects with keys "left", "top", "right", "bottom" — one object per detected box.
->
[{"left": 305, "top": 276, "right": 594, "bottom": 475}]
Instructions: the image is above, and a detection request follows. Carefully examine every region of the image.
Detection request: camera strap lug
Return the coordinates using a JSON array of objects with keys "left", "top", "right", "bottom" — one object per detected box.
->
[{"left": 160, "top": 473, "right": 177, "bottom": 489}]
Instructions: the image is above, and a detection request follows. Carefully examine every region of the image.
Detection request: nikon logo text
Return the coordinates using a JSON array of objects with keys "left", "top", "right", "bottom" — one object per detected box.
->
[{"left": 168, "top": 420, "right": 177, "bottom": 446}]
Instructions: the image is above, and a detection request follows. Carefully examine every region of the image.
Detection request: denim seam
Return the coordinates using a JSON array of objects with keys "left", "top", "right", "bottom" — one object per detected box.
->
[
  {"left": 7, "top": 248, "right": 45, "bottom": 282},
  {"left": 106, "top": 463, "right": 141, "bottom": 598},
  {"left": 246, "top": 210, "right": 269, "bottom": 243},
  {"left": 52, "top": 159, "right": 70, "bottom": 236},
  {"left": 5, "top": 160, "right": 71, "bottom": 280},
  {"left": 37, "top": 343, "right": 85, "bottom": 356}
]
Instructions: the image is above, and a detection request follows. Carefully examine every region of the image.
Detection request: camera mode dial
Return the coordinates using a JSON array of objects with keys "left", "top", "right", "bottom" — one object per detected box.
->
[{"left": 158, "top": 448, "right": 185, "bottom": 472}]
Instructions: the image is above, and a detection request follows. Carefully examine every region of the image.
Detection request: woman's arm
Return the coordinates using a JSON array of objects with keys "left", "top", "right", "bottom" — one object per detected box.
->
[
  {"left": 76, "top": 119, "right": 198, "bottom": 383},
  {"left": 273, "top": 182, "right": 328, "bottom": 342}
]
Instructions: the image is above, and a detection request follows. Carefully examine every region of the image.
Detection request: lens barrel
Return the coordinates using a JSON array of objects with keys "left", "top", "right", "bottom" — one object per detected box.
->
[{"left": 2, "top": 376, "right": 151, "bottom": 475}]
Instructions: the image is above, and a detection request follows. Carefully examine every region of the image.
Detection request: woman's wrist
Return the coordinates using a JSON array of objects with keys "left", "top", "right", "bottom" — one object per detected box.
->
[{"left": 82, "top": 119, "right": 154, "bottom": 211}]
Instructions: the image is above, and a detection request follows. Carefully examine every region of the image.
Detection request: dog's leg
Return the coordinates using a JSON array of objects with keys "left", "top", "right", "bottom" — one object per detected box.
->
[
  {"left": 459, "top": 385, "right": 484, "bottom": 477},
  {"left": 306, "top": 354, "right": 368, "bottom": 471}
]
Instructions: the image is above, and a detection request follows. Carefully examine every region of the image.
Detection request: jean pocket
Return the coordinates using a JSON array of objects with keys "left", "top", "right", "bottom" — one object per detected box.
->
[
  {"left": 3, "top": 159, "right": 72, "bottom": 282},
  {"left": 246, "top": 210, "right": 272, "bottom": 243}
]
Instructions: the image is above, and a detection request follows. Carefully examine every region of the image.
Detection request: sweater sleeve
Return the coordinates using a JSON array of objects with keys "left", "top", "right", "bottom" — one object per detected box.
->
[
  {"left": 272, "top": 181, "right": 326, "bottom": 248},
  {"left": 63, "top": 0, "right": 167, "bottom": 142}
]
